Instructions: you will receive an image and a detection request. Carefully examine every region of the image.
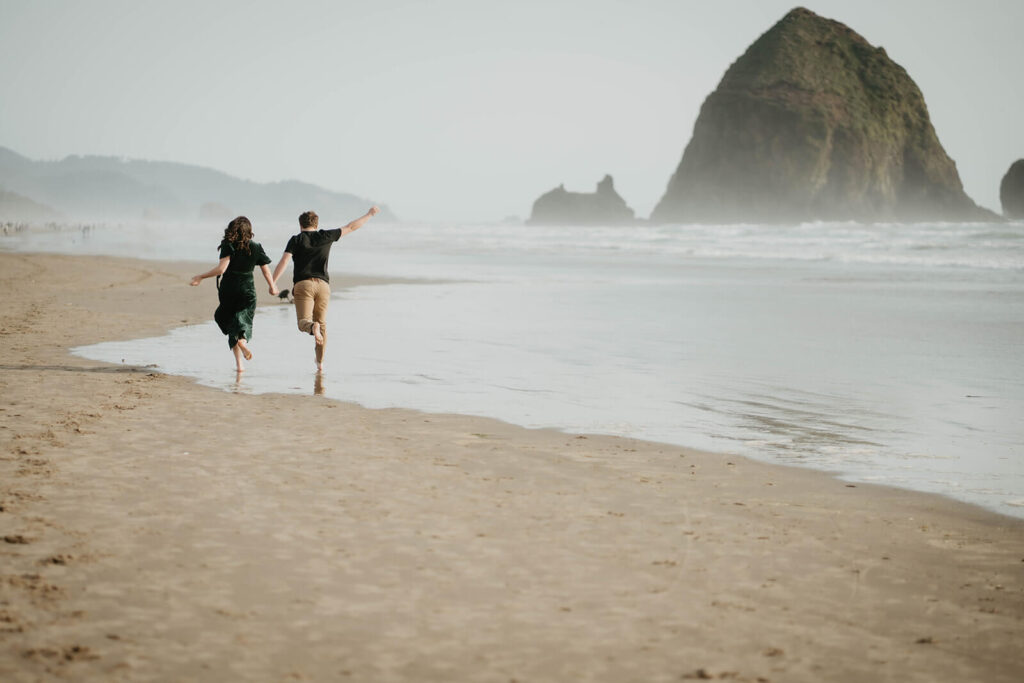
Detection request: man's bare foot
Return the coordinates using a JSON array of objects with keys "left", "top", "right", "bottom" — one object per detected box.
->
[
  {"left": 312, "top": 322, "right": 324, "bottom": 345},
  {"left": 236, "top": 338, "right": 253, "bottom": 361},
  {"left": 316, "top": 362, "right": 324, "bottom": 373}
]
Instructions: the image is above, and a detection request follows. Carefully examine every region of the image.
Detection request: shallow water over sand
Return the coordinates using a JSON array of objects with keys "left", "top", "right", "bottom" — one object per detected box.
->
[{"left": 51, "top": 220, "right": 1024, "bottom": 518}]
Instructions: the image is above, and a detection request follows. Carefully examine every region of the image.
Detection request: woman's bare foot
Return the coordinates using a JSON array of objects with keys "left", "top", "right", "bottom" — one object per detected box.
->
[
  {"left": 236, "top": 338, "right": 253, "bottom": 361},
  {"left": 312, "top": 322, "right": 324, "bottom": 345}
]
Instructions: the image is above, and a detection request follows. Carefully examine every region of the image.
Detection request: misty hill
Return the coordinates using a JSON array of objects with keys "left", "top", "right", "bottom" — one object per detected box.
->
[
  {"left": 528, "top": 175, "right": 636, "bottom": 225},
  {"left": 0, "top": 146, "right": 395, "bottom": 224},
  {"left": 0, "top": 187, "right": 62, "bottom": 221},
  {"left": 651, "top": 7, "right": 994, "bottom": 224}
]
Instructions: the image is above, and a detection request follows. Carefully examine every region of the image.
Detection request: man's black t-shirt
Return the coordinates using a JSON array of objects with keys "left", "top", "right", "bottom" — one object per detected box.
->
[{"left": 284, "top": 228, "right": 342, "bottom": 284}]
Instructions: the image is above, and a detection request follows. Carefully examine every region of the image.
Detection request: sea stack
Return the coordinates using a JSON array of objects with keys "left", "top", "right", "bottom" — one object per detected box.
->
[
  {"left": 651, "top": 7, "right": 992, "bottom": 224},
  {"left": 528, "top": 175, "right": 635, "bottom": 225},
  {"left": 1000, "top": 160, "right": 1024, "bottom": 219}
]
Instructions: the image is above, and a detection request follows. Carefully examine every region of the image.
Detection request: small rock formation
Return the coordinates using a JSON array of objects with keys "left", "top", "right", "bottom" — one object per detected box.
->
[
  {"left": 528, "top": 175, "right": 635, "bottom": 225},
  {"left": 199, "top": 201, "right": 234, "bottom": 221},
  {"left": 1000, "top": 160, "right": 1024, "bottom": 219},
  {"left": 651, "top": 7, "right": 993, "bottom": 224}
]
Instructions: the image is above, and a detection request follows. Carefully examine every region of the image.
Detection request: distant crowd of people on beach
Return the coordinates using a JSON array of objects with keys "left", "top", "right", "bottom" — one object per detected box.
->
[
  {"left": 190, "top": 207, "right": 380, "bottom": 373},
  {"left": 0, "top": 221, "right": 98, "bottom": 236}
]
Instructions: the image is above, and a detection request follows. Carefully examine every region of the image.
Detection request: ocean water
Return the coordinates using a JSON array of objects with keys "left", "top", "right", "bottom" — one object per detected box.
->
[{"left": 5, "top": 219, "right": 1023, "bottom": 517}]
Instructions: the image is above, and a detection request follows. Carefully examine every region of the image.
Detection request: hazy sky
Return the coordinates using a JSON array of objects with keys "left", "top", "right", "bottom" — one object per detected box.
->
[{"left": 1, "top": 0, "right": 1021, "bottom": 222}]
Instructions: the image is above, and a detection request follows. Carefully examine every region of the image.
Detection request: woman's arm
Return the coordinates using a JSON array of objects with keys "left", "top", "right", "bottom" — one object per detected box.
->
[
  {"left": 270, "top": 252, "right": 292, "bottom": 292},
  {"left": 260, "top": 264, "right": 278, "bottom": 296},
  {"left": 190, "top": 257, "right": 230, "bottom": 286},
  {"left": 340, "top": 206, "right": 380, "bottom": 237}
]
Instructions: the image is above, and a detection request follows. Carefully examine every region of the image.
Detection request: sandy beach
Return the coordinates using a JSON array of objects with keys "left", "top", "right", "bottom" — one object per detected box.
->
[{"left": 1, "top": 250, "right": 1022, "bottom": 682}]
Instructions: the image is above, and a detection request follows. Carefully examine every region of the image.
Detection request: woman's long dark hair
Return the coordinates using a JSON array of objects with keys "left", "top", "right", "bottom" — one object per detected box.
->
[{"left": 223, "top": 216, "right": 252, "bottom": 254}]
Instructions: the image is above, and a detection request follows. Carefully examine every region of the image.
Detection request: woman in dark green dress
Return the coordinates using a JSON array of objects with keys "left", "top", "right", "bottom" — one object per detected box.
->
[{"left": 190, "top": 216, "right": 278, "bottom": 372}]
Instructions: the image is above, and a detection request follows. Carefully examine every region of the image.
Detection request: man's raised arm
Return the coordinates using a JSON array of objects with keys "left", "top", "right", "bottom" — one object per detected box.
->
[{"left": 340, "top": 206, "right": 380, "bottom": 236}]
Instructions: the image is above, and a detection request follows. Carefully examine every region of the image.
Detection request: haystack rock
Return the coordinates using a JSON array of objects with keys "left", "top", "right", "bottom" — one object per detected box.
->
[
  {"left": 651, "top": 7, "right": 993, "bottom": 224},
  {"left": 1000, "top": 160, "right": 1024, "bottom": 219},
  {"left": 528, "top": 175, "right": 635, "bottom": 225}
]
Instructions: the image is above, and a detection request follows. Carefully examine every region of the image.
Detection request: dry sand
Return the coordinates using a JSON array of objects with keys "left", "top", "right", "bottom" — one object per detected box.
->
[{"left": 1, "top": 250, "right": 1022, "bottom": 682}]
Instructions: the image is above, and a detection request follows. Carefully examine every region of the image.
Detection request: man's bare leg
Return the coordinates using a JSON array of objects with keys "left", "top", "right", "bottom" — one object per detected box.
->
[
  {"left": 312, "top": 322, "right": 325, "bottom": 372},
  {"left": 311, "top": 281, "right": 330, "bottom": 373}
]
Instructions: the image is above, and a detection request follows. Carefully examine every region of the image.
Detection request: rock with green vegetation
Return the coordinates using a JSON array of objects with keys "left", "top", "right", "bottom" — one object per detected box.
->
[
  {"left": 528, "top": 175, "right": 636, "bottom": 225},
  {"left": 1000, "top": 160, "right": 1024, "bottom": 219},
  {"left": 651, "top": 7, "right": 994, "bottom": 224}
]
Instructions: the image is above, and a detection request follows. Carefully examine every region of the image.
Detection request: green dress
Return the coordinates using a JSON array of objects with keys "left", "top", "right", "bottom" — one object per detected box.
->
[{"left": 214, "top": 240, "right": 272, "bottom": 349}]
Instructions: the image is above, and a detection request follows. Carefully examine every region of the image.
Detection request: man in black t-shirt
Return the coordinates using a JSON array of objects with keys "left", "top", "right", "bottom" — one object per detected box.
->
[{"left": 270, "top": 206, "right": 379, "bottom": 372}]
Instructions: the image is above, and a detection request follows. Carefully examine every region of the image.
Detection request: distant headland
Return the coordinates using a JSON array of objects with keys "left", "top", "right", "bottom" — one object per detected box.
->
[{"left": 0, "top": 146, "right": 395, "bottom": 224}]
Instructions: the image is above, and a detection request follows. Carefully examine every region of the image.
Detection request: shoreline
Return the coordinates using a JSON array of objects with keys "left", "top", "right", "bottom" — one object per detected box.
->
[
  {"left": 2, "top": 251, "right": 1023, "bottom": 681},
  {"left": 66, "top": 253, "right": 1024, "bottom": 523}
]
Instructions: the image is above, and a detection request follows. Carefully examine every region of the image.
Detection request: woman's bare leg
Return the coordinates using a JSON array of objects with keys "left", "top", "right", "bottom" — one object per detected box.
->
[
  {"left": 236, "top": 337, "right": 253, "bottom": 361},
  {"left": 232, "top": 344, "right": 245, "bottom": 372}
]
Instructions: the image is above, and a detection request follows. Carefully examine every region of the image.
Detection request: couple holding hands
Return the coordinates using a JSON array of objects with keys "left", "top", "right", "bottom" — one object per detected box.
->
[{"left": 190, "top": 207, "right": 380, "bottom": 373}]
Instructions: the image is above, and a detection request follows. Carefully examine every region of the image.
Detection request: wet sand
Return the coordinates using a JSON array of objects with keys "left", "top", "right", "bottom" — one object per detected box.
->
[{"left": 1, "top": 251, "right": 1022, "bottom": 682}]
